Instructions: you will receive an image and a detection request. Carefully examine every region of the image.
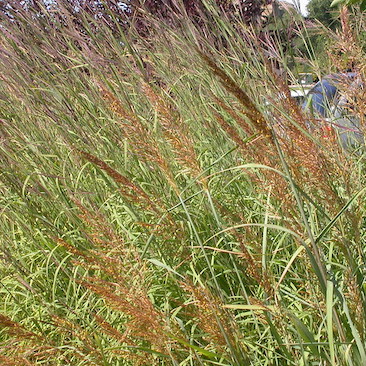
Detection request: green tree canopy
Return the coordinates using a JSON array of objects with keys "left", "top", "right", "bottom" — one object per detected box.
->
[{"left": 307, "top": 0, "right": 340, "bottom": 29}]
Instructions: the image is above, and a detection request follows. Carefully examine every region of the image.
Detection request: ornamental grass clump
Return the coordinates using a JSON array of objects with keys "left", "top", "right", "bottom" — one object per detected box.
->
[
  {"left": 0, "top": 1, "right": 366, "bottom": 365},
  {"left": 202, "top": 49, "right": 349, "bottom": 217}
]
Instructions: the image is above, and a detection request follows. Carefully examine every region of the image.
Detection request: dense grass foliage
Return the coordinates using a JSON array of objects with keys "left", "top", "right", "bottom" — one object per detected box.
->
[{"left": 0, "top": 3, "right": 366, "bottom": 365}]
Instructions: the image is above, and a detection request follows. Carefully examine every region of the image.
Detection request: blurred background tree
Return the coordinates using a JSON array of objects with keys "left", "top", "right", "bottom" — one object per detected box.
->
[
  {"left": 0, "top": 0, "right": 274, "bottom": 29},
  {"left": 129, "top": 0, "right": 273, "bottom": 25},
  {"left": 307, "top": 0, "right": 340, "bottom": 29}
]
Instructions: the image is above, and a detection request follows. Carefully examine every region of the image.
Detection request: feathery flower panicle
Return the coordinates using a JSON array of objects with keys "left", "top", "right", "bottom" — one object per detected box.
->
[
  {"left": 96, "top": 85, "right": 190, "bottom": 246},
  {"left": 204, "top": 199, "right": 274, "bottom": 294},
  {"left": 213, "top": 95, "right": 276, "bottom": 162},
  {"left": 72, "top": 198, "right": 122, "bottom": 245},
  {"left": 57, "top": 201, "right": 178, "bottom": 357},
  {"left": 57, "top": 237, "right": 92, "bottom": 259},
  {"left": 57, "top": 246, "right": 174, "bottom": 358},
  {"left": 0, "top": 315, "right": 60, "bottom": 365},
  {"left": 213, "top": 96, "right": 291, "bottom": 211},
  {"left": 213, "top": 96, "right": 254, "bottom": 136},
  {"left": 50, "top": 315, "right": 104, "bottom": 364},
  {"left": 81, "top": 278, "right": 172, "bottom": 354},
  {"left": 199, "top": 51, "right": 273, "bottom": 140},
  {"left": 181, "top": 281, "right": 236, "bottom": 349},
  {"left": 142, "top": 83, "right": 203, "bottom": 184},
  {"left": 265, "top": 62, "right": 349, "bottom": 211},
  {"left": 79, "top": 150, "right": 161, "bottom": 213},
  {"left": 212, "top": 109, "right": 248, "bottom": 151},
  {"left": 95, "top": 315, "right": 155, "bottom": 364},
  {"left": 338, "top": 6, "right": 358, "bottom": 59},
  {"left": 206, "top": 49, "right": 349, "bottom": 216},
  {"left": 99, "top": 84, "right": 178, "bottom": 189},
  {"left": 72, "top": 185, "right": 183, "bottom": 260},
  {"left": 329, "top": 8, "right": 366, "bottom": 130},
  {"left": 0, "top": 314, "right": 41, "bottom": 341},
  {"left": 344, "top": 269, "right": 365, "bottom": 337},
  {"left": 0, "top": 355, "right": 36, "bottom": 366},
  {"left": 235, "top": 232, "right": 273, "bottom": 294},
  {"left": 59, "top": 200, "right": 145, "bottom": 283},
  {"left": 94, "top": 315, "right": 129, "bottom": 343},
  {"left": 199, "top": 53, "right": 299, "bottom": 207}
]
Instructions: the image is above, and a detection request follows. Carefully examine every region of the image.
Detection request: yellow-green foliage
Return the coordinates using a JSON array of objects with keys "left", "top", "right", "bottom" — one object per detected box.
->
[{"left": 0, "top": 2, "right": 366, "bottom": 365}]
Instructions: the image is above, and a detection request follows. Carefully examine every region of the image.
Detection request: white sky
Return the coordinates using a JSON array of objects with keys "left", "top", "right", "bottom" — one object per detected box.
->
[{"left": 288, "top": 0, "right": 311, "bottom": 15}]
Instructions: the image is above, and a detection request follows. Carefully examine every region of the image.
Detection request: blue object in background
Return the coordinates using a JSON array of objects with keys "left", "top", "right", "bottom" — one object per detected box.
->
[
  {"left": 302, "top": 73, "right": 357, "bottom": 116},
  {"left": 302, "top": 73, "right": 363, "bottom": 150},
  {"left": 303, "top": 77, "right": 338, "bottom": 117}
]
